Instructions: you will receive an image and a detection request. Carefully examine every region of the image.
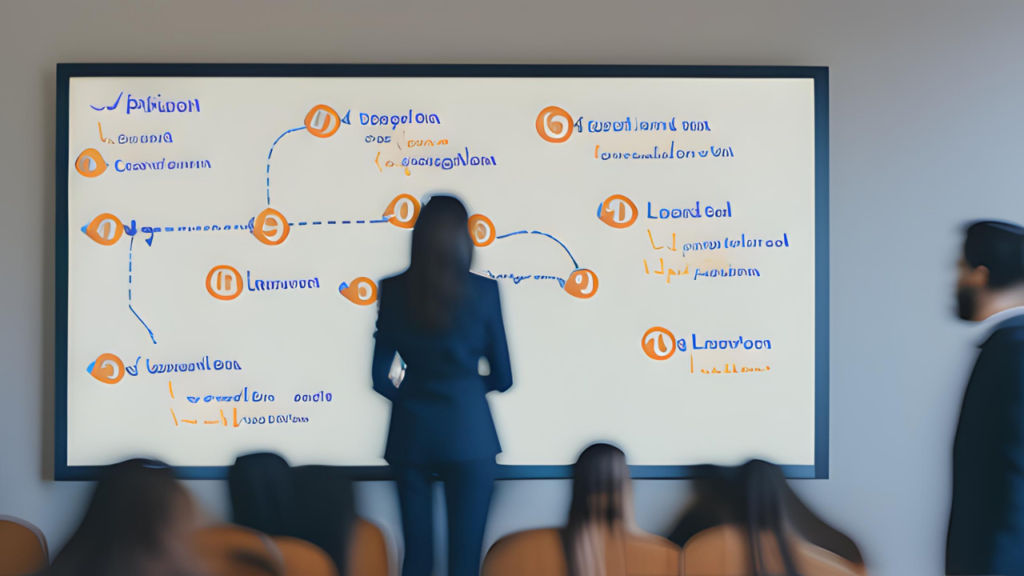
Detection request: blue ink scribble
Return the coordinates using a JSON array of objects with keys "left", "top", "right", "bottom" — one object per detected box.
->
[{"left": 90, "top": 92, "right": 124, "bottom": 111}]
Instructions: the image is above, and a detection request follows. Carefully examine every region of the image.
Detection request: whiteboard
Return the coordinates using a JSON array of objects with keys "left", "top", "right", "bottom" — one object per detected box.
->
[{"left": 56, "top": 65, "right": 829, "bottom": 480}]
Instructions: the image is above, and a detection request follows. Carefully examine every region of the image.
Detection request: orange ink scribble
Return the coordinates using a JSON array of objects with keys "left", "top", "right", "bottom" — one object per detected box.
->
[
  {"left": 97, "top": 123, "right": 114, "bottom": 144},
  {"left": 171, "top": 408, "right": 178, "bottom": 426},
  {"left": 182, "top": 419, "right": 198, "bottom": 425},
  {"left": 168, "top": 381, "right": 174, "bottom": 399},
  {"left": 407, "top": 139, "right": 449, "bottom": 148},
  {"left": 698, "top": 362, "right": 772, "bottom": 375},
  {"left": 233, "top": 408, "right": 239, "bottom": 428}
]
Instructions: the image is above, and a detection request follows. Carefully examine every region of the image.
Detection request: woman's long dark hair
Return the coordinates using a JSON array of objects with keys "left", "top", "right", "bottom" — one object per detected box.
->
[
  {"left": 48, "top": 459, "right": 190, "bottom": 576},
  {"left": 564, "top": 443, "right": 634, "bottom": 576},
  {"left": 740, "top": 460, "right": 800, "bottom": 576},
  {"left": 407, "top": 195, "right": 473, "bottom": 331}
]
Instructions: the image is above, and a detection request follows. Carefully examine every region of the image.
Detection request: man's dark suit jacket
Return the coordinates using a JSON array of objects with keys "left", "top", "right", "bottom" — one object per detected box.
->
[{"left": 948, "top": 314, "right": 1024, "bottom": 575}]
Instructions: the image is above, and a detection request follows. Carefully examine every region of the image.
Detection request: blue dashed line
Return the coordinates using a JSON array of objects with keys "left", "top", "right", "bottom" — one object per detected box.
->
[
  {"left": 127, "top": 237, "right": 157, "bottom": 344},
  {"left": 298, "top": 222, "right": 308, "bottom": 226},
  {"left": 312, "top": 221, "right": 322, "bottom": 225},
  {"left": 356, "top": 220, "right": 365, "bottom": 224},
  {"left": 342, "top": 221, "right": 351, "bottom": 224},
  {"left": 328, "top": 221, "right": 336, "bottom": 224}
]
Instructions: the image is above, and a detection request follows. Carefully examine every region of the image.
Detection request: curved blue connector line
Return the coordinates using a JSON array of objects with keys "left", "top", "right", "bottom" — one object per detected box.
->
[
  {"left": 266, "top": 126, "right": 306, "bottom": 205},
  {"left": 495, "top": 230, "right": 578, "bottom": 269}
]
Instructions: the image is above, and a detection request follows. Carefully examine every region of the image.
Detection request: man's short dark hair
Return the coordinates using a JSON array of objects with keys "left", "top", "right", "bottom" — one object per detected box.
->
[{"left": 964, "top": 220, "right": 1024, "bottom": 288}]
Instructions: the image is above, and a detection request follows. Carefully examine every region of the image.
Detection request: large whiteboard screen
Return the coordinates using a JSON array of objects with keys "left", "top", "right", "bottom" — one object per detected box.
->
[{"left": 61, "top": 67, "right": 826, "bottom": 478}]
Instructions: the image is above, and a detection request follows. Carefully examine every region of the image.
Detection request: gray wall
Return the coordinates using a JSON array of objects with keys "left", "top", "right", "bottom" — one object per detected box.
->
[{"left": 3, "top": 1, "right": 1024, "bottom": 574}]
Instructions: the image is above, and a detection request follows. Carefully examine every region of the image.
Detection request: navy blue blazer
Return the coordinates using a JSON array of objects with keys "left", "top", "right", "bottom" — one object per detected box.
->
[
  {"left": 947, "top": 315, "right": 1024, "bottom": 575},
  {"left": 371, "top": 272, "right": 513, "bottom": 464}
]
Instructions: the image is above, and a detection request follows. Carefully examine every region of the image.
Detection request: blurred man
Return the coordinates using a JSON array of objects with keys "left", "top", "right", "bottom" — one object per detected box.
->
[{"left": 948, "top": 221, "right": 1024, "bottom": 575}]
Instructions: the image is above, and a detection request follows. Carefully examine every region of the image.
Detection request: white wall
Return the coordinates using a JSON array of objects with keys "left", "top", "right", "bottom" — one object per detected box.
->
[{"left": 2, "top": 2, "right": 1024, "bottom": 574}]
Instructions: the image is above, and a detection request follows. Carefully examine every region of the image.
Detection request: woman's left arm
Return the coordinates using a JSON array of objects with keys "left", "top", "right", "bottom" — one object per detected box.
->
[{"left": 371, "top": 291, "right": 400, "bottom": 402}]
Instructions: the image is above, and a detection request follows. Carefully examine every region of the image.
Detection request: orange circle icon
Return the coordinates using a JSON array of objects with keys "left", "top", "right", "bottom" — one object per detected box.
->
[
  {"left": 468, "top": 215, "right": 496, "bottom": 247},
  {"left": 253, "top": 208, "right": 290, "bottom": 246},
  {"left": 599, "top": 195, "right": 638, "bottom": 229},
  {"left": 85, "top": 213, "right": 124, "bottom": 246},
  {"left": 384, "top": 194, "right": 421, "bottom": 229},
  {"left": 206, "top": 265, "right": 243, "bottom": 301},
  {"left": 304, "top": 104, "right": 341, "bottom": 138},
  {"left": 536, "top": 106, "right": 574, "bottom": 143},
  {"left": 75, "top": 148, "right": 107, "bottom": 178},
  {"left": 564, "top": 269, "right": 599, "bottom": 299},
  {"left": 89, "top": 353, "right": 125, "bottom": 384},
  {"left": 642, "top": 327, "right": 677, "bottom": 361},
  {"left": 340, "top": 277, "right": 378, "bottom": 306}
]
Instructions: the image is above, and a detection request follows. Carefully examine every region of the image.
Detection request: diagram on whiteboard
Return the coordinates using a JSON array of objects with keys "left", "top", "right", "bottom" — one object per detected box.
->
[{"left": 64, "top": 76, "right": 820, "bottom": 471}]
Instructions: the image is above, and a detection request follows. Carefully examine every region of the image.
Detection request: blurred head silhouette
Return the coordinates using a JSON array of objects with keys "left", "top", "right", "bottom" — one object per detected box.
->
[
  {"left": 957, "top": 220, "right": 1024, "bottom": 321},
  {"left": 48, "top": 459, "right": 200, "bottom": 576},
  {"left": 407, "top": 194, "right": 473, "bottom": 331},
  {"left": 565, "top": 443, "right": 635, "bottom": 576}
]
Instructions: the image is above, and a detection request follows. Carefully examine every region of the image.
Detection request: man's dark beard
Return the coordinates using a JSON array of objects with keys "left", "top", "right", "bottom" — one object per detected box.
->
[{"left": 957, "top": 287, "right": 978, "bottom": 321}]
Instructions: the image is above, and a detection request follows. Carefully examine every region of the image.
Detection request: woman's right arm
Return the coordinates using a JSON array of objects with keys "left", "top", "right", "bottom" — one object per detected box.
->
[
  {"left": 484, "top": 281, "right": 513, "bottom": 393},
  {"left": 371, "top": 288, "right": 400, "bottom": 402}
]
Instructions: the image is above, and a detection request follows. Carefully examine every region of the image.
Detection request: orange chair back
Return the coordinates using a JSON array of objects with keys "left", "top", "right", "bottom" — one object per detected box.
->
[
  {"left": 680, "top": 525, "right": 867, "bottom": 576},
  {"left": 483, "top": 528, "right": 680, "bottom": 576},
  {"left": 347, "top": 518, "right": 389, "bottom": 576},
  {"left": 0, "top": 515, "right": 49, "bottom": 576},
  {"left": 194, "top": 524, "right": 283, "bottom": 576},
  {"left": 273, "top": 536, "right": 338, "bottom": 576}
]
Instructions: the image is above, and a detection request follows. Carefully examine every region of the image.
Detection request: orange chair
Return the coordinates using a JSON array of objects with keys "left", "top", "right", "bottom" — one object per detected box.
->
[
  {"left": 273, "top": 536, "right": 338, "bottom": 576},
  {"left": 347, "top": 518, "right": 389, "bottom": 576},
  {"left": 0, "top": 515, "right": 49, "bottom": 576},
  {"left": 194, "top": 524, "right": 284, "bottom": 576},
  {"left": 679, "top": 525, "right": 867, "bottom": 576},
  {"left": 483, "top": 528, "right": 680, "bottom": 576}
]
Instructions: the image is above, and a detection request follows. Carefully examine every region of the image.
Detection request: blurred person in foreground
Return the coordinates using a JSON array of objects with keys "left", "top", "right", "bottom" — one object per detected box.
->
[
  {"left": 948, "top": 221, "right": 1024, "bottom": 575},
  {"left": 47, "top": 459, "right": 203, "bottom": 576},
  {"left": 371, "top": 194, "right": 513, "bottom": 576},
  {"left": 670, "top": 460, "right": 865, "bottom": 575}
]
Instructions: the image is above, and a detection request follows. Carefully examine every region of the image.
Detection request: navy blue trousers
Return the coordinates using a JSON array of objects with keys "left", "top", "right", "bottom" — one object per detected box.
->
[{"left": 394, "top": 459, "right": 497, "bottom": 576}]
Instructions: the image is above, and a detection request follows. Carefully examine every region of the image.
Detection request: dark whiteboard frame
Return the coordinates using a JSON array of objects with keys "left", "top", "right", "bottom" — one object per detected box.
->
[{"left": 55, "top": 63, "right": 829, "bottom": 481}]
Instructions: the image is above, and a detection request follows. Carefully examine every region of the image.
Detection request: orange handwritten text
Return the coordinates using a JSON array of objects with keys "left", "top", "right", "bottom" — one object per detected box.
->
[{"left": 643, "top": 258, "right": 689, "bottom": 283}]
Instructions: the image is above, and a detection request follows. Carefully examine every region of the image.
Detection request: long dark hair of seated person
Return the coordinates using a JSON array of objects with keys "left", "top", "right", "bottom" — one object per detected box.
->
[
  {"left": 563, "top": 443, "right": 636, "bottom": 576},
  {"left": 47, "top": 459, "right": 198, "bottom": 576},
  {"left": 669, "top": 460, "right": 864, "bottom": 568}
]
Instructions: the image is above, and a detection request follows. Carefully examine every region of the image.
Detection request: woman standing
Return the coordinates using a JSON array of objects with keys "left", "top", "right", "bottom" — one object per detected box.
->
[{"left": 372, "top": 195, "right": 513, "bottom": 576}]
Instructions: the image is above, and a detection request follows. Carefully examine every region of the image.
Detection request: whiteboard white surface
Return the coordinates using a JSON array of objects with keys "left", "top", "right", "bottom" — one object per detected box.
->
[{"left": 64, "top": 74, "right": 819, "bottom": 472}]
